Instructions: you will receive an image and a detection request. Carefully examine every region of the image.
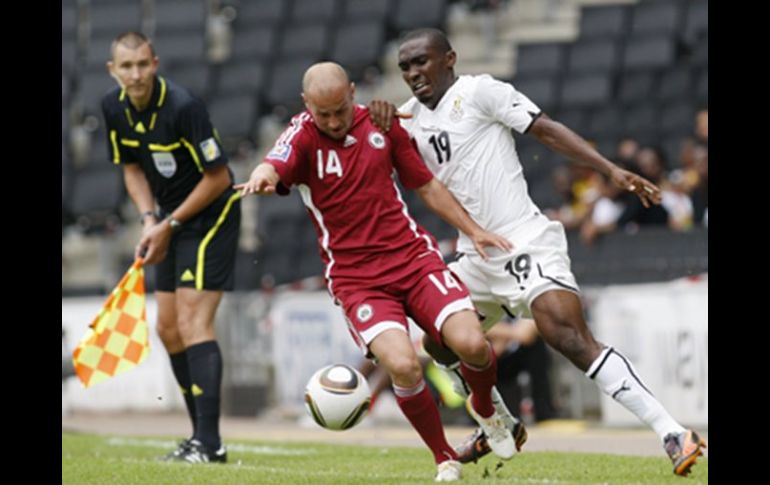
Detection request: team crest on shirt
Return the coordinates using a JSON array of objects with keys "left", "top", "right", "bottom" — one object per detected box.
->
[
  {"left": 151, "top": 152, "right": 177, "bottom": 178},
  {"left": 450, "top": 96, "right": 464, "bottom": 122},
  {"left": 199, "top": 137, "right": 221, "bottom": 162},
  {"left": 368, "top": 132, "right": 386, "bottom": 149},
  {"left": 356, "top": 304, "right": 374, "bottom": 323},
  {"left": 266, "top": 143, "right": 292, "bottom": 162}
]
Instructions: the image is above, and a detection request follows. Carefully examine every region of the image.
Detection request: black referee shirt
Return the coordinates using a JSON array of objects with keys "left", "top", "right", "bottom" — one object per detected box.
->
[{"left": 102, "top": 76, "right": 231, "bottom": 213}]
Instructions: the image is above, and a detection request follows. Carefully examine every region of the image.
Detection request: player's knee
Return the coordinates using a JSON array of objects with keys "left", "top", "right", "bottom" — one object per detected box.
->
[
  {"left": 451, "top": 330, "right": 489, "bottom": 366},
  {"left": 385, "top": 355, "right": 423, "bottom": 384},
  {"left": 422, "top": 334, "right": 460, "bottom": 366}
]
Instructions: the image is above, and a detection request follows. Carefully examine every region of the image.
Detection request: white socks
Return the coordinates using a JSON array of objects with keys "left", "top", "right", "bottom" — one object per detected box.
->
[
  {"left": 438, "top": 361, "right": 520, "bottom": 429},
  {"left": 587, "top": 347, "right": 685, "bottom": 441}
]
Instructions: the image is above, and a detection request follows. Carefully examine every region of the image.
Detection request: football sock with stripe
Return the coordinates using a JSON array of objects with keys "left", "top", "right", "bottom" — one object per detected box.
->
[{"left": 587, "top": 346, "right": 685, "bottom": 441}]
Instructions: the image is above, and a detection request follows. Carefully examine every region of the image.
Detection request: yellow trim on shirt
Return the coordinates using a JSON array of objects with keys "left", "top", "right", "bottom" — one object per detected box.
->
[
  {"left": 148, "top": 142, "right": 181, "bottom": 151},
  {"left": 109, "top": 130, "right": 120, "bottom": 163},
  {"left": 180, "top": 137, "right": 203, "bottom": 173}
]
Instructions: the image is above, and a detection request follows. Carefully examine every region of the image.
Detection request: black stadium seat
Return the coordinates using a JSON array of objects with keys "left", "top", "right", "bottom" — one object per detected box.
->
[{"left": 577, "top": 5, "right": 629, "bottom": 40}]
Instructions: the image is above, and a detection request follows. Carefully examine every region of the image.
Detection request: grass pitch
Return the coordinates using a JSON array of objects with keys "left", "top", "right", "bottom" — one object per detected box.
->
[{"left": 62, "top": 432, "right": 707, "bottom": 484}]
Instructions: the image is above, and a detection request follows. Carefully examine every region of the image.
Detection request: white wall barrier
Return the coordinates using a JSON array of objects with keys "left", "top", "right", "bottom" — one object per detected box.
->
[
  {"left": 270, "top": 292, "right": 362, "bottom": 414},
  {"left": 592, "top": 277, "right": 708, "bottom": 428}
]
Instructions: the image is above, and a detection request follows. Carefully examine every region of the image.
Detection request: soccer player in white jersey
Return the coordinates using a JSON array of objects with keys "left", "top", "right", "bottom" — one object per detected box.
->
[{"left": 368, "top": 28, "right": 706, "bottom": 476}]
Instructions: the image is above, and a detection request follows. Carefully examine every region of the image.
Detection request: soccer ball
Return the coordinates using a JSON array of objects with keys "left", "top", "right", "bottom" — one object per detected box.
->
[{"left": 304, "top": 364, "right": 372, "bottom": 431}]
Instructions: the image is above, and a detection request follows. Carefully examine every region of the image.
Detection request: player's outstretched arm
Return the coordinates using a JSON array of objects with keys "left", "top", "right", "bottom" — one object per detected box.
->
[
  {"left": 235, "top": 163, "right": 281, "bottom": 196},
  {"left": 528, "top": 114, "right": 662, "bottom": 208},
  {"left": 416, "top": 178, "right": 512, "bottom": 260},
  {"left": 367, "top": 100, "right": 412, "bottom": 132}
]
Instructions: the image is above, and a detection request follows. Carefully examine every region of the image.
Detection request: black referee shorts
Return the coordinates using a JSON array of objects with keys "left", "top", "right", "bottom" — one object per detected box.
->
[{"left": 155, "top": 189, "right": 241, "bottom": 292}]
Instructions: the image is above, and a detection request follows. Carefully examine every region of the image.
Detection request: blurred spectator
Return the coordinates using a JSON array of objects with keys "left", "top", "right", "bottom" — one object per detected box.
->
[
  {"left": 545, "top": 165, "right": 601, "bottom": 231},
  {"left": 694, "top": 109, "right": 708, "bottom": 146},
  {"left": 615, "top": 137, "right": 640, "bottom": 169},
  {"left": 579, "top": 172, "right": 626, "bottom": 245},
  {"left": 689, "top": 144, "right": 708, "bottom": 226},
  {"left": 487, "top": 318, "right": 557, "bottom": 423}
]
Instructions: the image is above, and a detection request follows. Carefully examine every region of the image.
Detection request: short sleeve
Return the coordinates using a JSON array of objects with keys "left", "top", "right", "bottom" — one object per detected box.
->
[
  {"left": 177, "top": 99, "right": 229, "bottom": 169},
  {"left": 264, "top": 115, "right": 311, "bottom": 189},
  {"left": 474, "top": 75, "right": 542, "bottom": 134},
  {"left": 388, "top": 121, "right": 434, "bottom": 189}
]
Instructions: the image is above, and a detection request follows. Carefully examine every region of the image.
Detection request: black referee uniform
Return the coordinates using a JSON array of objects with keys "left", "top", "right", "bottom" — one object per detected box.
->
[{"left": 102, "top": 76, "right": 240, "bottom": 291}]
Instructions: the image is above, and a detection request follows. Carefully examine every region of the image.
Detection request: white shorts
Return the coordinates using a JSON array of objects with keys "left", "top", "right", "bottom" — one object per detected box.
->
[{"left": 449, "top": 214, "right": 579, "bottom": 330}]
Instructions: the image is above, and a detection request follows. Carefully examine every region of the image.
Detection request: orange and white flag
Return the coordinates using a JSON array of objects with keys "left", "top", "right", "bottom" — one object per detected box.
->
[{"left": 72, "top": 259, "right": 150, "bottom": 387}]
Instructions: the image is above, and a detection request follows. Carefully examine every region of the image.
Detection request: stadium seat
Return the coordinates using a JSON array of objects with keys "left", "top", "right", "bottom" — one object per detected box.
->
[
  {"left": 657, "top": 67, "right": 692, "bottom": 102},
  {"left": 559, "top": 73, "right": 612, "bottom": 108},
  {"left": 552, "top": 108, "right": 589, "bottom": 134},
  {"left": 230, "top": 25, "right": 278, "bottom": 61},
  {"left": 629, "top": 1, "right": 684, "bottom": 36},
  {"left": 696, "top": 71, "right": 708, "bottom": 104},
  {"left": 215, "top": 61, "right": 268, "bottom": 96},
  {"left": 622, "top": 35, "right": 677, "bottom": 71},
  {"left": 289, "top": 0, "right": 341, "bottom": 24},
  {"left": 586, "top": 106, "right": 624, "bottom": 139},
  {"left": 577, "top": 5, "right": 629, "bottom": 40},
  {"left": 616, "top": 72, "right": 656, "bottom": 105},
  {"left": 152, "top": 31, "right": 206, "bottom": 67},
  {"left": 391, "top": 0, "right": 447, "bottom": 33},
  {"left": 154, "top": 0, "right": 207, "bottom": 32},
  {"left": 88, "top": 1, "right": 142, "bottom": 37},
  {"left": 234, "top": 0, "right": 288, "bottom": 25},
  {"left": 83, "top": 34, "right": 114, "bottom": 71},
  {"left": 566, "top": 39, "right": 621, "bottom": 74},
  {"left": 165, "top": 64, "right": 211, "bottom": 99},
  {"left": 659, "top": 101, "right": 695, "bottom": 135},
  {"left": 683, "top": 0, "right": 708, "bottom": 45},
  {"left": 515, "top": 43, "right": 568, "bottom": 77},
  {"left": 208, "top": 92, "right": 259, "bottom": 146},
  {"left": 278, "top": 23, "right": 331, "bottom": 59},
  {"left": 511, "top": 76, "right": 559, "bottom": 111},
  {"left": 62, "top": 38, "right": 77, "bottom": 73},
  {"left": 69, "top": 165, "right": 126, "bottom": 233},
  {"left": 342, "top": 0, "right": 392, "bottom": 21},
  {"left": 264, "top": 58, "right": 317, "bottom": 115},
  {"left": 622, "top": 104, "right": 657, "bottom": 138},
  {"left": 329, "top": 20, "right": 386, "bottom": 81},
  {"left": 78, "top": 68, "right": 118, "bottom": 115},
  {"left": 689, "top": 37, "right": 707, "bottom": 68},
  {"left": 62, "top": 3, "right": 77, "bottom": 38}
]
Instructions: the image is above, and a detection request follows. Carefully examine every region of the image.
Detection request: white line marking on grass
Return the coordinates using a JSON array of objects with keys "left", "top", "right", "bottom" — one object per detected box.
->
[{"left": 106, "top": 437, "right": 316, "bottom": 456}]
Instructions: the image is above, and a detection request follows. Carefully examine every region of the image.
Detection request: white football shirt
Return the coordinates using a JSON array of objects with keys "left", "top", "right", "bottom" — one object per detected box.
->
[{"left": 399, "top": 74, "right": 543, "bottom": 254}]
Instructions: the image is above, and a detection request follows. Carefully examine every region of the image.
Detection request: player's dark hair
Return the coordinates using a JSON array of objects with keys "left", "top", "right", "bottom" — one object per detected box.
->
[{"left": 400, "top": 28, "right": 453, "bottom": 54}]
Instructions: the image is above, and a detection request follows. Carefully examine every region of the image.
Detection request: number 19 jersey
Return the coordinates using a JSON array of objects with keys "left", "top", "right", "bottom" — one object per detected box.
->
[{"left": 398, "top": 74, "right": 543, "bottom": 255}]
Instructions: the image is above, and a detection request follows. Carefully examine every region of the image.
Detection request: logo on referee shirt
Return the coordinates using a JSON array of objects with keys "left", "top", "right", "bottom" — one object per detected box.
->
[
  {"left": 356, "top": 304, "right": 374, "bottom": 323},
  {"left": 199, "top": 137, "right": 221, "bottom": 162},
  {"left": 368, "top": 132, "right": 385, "bottom": 150}
]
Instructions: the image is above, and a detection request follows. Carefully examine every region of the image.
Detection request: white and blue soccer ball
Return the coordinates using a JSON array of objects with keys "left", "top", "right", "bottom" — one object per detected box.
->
[{"left": 304, "top": 364, "right": 371, "bottom": 431}]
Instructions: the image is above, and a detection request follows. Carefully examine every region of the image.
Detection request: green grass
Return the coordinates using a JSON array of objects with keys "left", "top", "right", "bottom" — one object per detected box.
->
[{"left": 62, "top": 432, "right": 707, "bottom": 484}]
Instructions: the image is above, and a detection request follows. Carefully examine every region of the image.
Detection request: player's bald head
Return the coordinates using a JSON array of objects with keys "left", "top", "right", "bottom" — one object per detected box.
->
[{"left": 302, "top": 62, "right": 351, "bottom": 101}]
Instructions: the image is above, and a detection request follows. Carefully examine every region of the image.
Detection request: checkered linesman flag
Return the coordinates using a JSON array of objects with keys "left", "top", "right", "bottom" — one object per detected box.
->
[{"left": 72, "top": 259, "right": 150, "bottom": 387}]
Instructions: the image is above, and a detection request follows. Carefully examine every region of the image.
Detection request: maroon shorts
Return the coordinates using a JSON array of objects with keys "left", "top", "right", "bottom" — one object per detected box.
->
[{"left": 336, "top": 268, "right": 474, "bottom": 354}]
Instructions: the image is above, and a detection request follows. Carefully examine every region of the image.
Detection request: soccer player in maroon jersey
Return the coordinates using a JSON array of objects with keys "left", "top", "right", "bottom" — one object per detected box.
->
[{"left": 236, "top": 62, "right": 515, "bottom": 482}]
